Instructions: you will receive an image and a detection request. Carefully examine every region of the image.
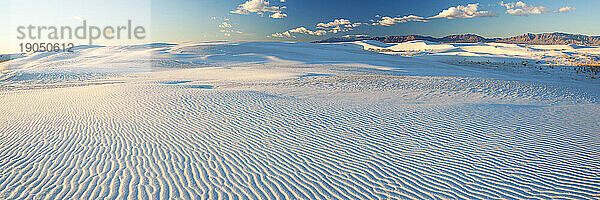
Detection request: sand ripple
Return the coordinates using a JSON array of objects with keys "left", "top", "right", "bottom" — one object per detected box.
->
[{"left": 0, "top": 74, "right": 599, "bottom": 199}]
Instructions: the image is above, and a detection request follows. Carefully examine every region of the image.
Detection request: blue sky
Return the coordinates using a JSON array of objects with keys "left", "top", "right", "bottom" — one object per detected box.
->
[
  {"left": 1, "top": 0, "right": 597, "bottom": 52},
  {"left": 152, "top": 0, "right": 594, "bottom": 41}
]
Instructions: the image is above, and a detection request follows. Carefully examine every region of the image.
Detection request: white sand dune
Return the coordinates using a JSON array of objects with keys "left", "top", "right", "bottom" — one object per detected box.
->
[
  {"left": 353, "top": 40, "right": 600, "bottom": 82},
  {"left": 0, "top": 42, "right": 599, "bottom": 199},
  {"left": 355, "top": 40, "right": 600, "bottom": 66},
  {"left": 388, "top": 41, "right": 455, "bottom": 51},
  {"left": 353, "top": 40, "right": 394, "bottom": 49}
]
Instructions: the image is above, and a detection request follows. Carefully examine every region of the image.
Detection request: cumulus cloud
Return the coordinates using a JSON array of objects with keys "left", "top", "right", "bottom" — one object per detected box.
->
[
  {"left": 210, "top": 16, "right": 230, "bottom": 21},
  {"left": 270, "top": 32, "right": 291, "bottom": 38},
  {"left": 231, "top": 0, "right": 287, "bottom": 18},
  {"left": 500, "top": 1, "right": 549, "bottom": 16},
  {"left": 315, "top": 19, "right": 362, "bottom": 33},
  {"left": 288, "top": 27, "right": 327, "bottom": 35},
  {"left": 218, "top": 22, "right": 232, "bottom": 28},
  {"left": 270, "top": 27, "right": 328, "bottom": 38},
  {"left": 317, "top": 19, "right": 360, "bottom": 28},
  {"left": 221, "top": 29, "right": 243, "bottom": 34},
  {"left": 372, "top": 15, "right": 429, "bottom": 26},
  {"left": 430, "top": 3, "right": 496, "bottom": 19},
  {"left": 555, "top": 6, "right": 576, "bottom": 13},
  {"left": 269, "top": 12, "right": 287, "bottom": 19},
  {"left": 217, "top": 20, "right": 243, "bottom": 37},
  {"left": 500, "top": 1, "right": 527, "bottom": 9},
  {"left": 270, "top": 18, "right": 363, "bottom": 38}
]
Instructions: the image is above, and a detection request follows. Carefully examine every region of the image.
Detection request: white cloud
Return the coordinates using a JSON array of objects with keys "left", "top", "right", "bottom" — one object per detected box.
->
[
  {"left": 288, "top": 27, "right": 327, "bottom": 35},
  {"left": 269, "top": 12, "right": 287, "bottom": 18},
  {"left": 431, "top": 3, "right": 496, "bottom": 19},
  {"left": 500, "top": 1, "right": 527, "bottom": 9},
  {"left": 210, "top": 16, "right": 230, "bottom": 21},
  {"left": 221, "top": 29, "right": 243, "bottom": 34},
  {"left": 270, "top": 27, "right": 328, "bottom": 38},
  {"left": 317, "top": 19, "right": 352, "bottom": 28},
  {"left": 500, "top": 1, "right": 549, "bottom": 16},
  {"left": 217, "top": 20, "right": 243, "bottom": 37},
  {"left": 231, "top": 0, "right": 287, "bottom": 18},
  {"left": 555, "top": 6, "right": 576, "bottom": 13},
  {"left": 270, "top": 32, "right": 291, "bottom": 38},
  {"left": 372, "top": 15, "right": 429, "bottom": 26},
  {"left": 315, "top": 19, "right": 361, "bottom": 33},
  {"left": 218, "top": 22, "right": 232, "bottom": 28},
  {"left": 271, "top": 18, "right": 363, "bottom": 38}
]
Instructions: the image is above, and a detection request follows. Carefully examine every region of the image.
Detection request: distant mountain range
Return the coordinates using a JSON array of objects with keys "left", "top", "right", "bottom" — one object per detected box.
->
[{"left": 315, "top": 33, "right": 600, "bottom": 46}]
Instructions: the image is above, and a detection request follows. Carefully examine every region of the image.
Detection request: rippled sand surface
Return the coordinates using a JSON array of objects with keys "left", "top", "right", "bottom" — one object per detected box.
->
[{"left": 0, "top": 42, "right": 599, "bottom": 199}]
